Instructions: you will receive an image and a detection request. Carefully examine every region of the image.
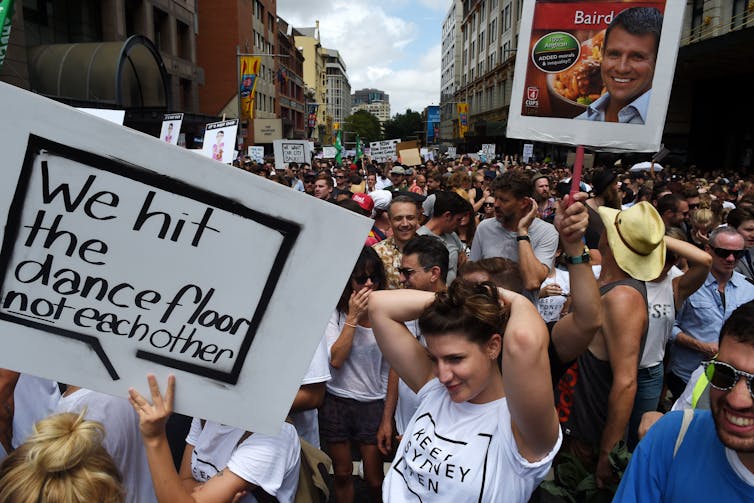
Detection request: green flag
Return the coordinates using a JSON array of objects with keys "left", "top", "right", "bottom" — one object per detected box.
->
[
  {"left": 334, "top": 129, "right": 343, "bottom": 166},
  {"left": 0, "top": 0, "right": 15, "bottom": 71},
  {"left": 355, "top": 134, "right": 363, "bottom": 161}
]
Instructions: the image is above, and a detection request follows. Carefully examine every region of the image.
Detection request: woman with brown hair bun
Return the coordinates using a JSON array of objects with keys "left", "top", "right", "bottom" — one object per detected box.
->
[
  {"left": 0, "top": 412, "right": 124, "bottom": 503},
  {"left": 369, "top": 279, "right": 561, "bottom": 502}
]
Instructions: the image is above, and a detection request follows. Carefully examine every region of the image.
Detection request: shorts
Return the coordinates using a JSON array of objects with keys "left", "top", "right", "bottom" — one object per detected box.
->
[{"left": 318, "top": 392, "right": 384, "bottom": 444}]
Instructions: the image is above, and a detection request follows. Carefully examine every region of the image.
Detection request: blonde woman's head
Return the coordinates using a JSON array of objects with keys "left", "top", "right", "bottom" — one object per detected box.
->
[{"left": 0, "top": 412, "right": 124, "bottom": 503}]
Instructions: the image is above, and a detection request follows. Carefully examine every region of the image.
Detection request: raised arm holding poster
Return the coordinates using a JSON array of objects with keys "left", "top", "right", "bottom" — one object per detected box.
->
[
  {"left": 0, "top": 82, "right": 371, "bottom": 435},
  {"left": 507, "top": 0, "right": 685, "bottom": 152}
]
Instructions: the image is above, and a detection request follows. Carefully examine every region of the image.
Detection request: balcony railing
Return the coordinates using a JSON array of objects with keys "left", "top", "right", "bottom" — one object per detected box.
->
[{"left": 682, "top": 5, "right": 754, "bottom": 45}]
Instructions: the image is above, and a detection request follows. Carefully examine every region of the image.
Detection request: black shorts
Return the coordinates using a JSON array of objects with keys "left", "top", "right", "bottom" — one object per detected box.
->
[{"left": 318, "top": 392, "right": 384, "bottom": 444}]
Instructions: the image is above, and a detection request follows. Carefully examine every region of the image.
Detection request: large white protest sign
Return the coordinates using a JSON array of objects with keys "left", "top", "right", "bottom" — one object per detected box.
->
[
  {"left": 201, "top": 119, "right": 238, "bottom": 164},
  {"left": 0, "top": 82, "right": 372, "bottom": 435},
  {"left": 369, "top": 139, "right": 400, "bottom": 163},
  {"left": 507, "top": 0, "right": 684, "bottom": 152},
  {"left": 273, "top": 140, "right": 312, "bottom": 170},
  {"left": 322, "top": 146, "right": 337, "bottom": 159},
  {"left": 160, "top": 113, "right": 183, "bottom": 146},
  {"left": 77, "top": 108, "right": 126, "bottom": 125}
]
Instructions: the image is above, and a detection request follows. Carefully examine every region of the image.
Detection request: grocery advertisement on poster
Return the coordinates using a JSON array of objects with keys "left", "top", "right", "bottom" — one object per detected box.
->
[{"left": 507, "top": 0, "right": 685, "bottom": 152}]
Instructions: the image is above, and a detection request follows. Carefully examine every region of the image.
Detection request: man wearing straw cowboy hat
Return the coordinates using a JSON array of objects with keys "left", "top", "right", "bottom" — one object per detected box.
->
[{"left": 551, "top": 201, "right": 665, "bottom": 496}]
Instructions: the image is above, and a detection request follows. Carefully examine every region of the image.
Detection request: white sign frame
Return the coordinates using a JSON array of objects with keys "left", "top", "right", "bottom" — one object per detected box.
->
[
  {"left": 202, "top": 120, "right": 239, "bottom": 164},
  {"left": 507, "top": 0, "right": 685, "bottom": 152},
  {"left": 369, "top": 139, "right": 400, "bottom": 163},
  {"left": 0, "top": 83, "right": 371, "bottom": 435},
  {"left": 160, "top": 113, "right": 183, "bottom": 146},
  {"left": 247, "top": 146, "right": 265, "bottom": 164},
  {"left": 272, "top": 140, "right": 312, "bottom": 170}
]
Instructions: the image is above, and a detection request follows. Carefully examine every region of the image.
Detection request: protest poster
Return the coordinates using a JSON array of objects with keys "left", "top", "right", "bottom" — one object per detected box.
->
[
  {"left": 369, "top": 139, "right": 400, "bottom": 163},
  {"left": 523, "top": 144, "right": 534, "bottom": 163},
  {"left": 397, "top": 140, "right": 422, "bottom": 167},
  {"left": 507, "top": 0, "right": 685, "bottom": 152},
  {"left": 272, "top": 140, "right": 312, "bottom": 170},
  {"left": 201, "top": 119, "right": 238, "bottom": 164},
  {"left": 247, "top": 145, "right": 264, "bottom": 164},
  {"left": 160, "top": 113, "right": 183, "bottom": 146},
  {"left": 482, "top": 144, "right": 496, "bottom": 159},
  {"left": 0, "top": 82, "right": 372, "bottom": 435},
  {"left": 322, "top": 146, "right": 337, "bottom": 159},
  {"left": 447, "top": 147, "right": 457, "bottom": 159}
]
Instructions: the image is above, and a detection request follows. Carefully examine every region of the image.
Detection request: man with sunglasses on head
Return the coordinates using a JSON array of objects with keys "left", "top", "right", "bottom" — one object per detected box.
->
[
  {"left": 667, "top": 226, "right": 754, "bottom": 402},
  {"left": 615, "top": 300, "right": 754, "bottom": 501}
]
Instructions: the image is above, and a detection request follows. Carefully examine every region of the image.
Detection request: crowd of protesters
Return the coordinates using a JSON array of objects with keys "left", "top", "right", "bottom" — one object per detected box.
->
[{"left": 2, "top": 148, "right": 754, "bottom": 502}]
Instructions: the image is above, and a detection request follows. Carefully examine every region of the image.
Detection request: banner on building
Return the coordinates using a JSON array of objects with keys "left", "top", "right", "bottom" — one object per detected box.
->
[
  {"left": 457, "top": 103, "right": 469, "bottom": 138},
  {"left": 160, "top": 113, "right": 183, "bottom": 146},
  {"left": 239, "top": 56, "right": 261, "bottom": 120},
  {"left": 426, "top": 105, "right": 440, "bottom": 143},
  {"left": 307, "top": 104, "right": 319, "bottom": 128},
  {"left": 507, "top": 0, "right": 685, "bottom": 152}
]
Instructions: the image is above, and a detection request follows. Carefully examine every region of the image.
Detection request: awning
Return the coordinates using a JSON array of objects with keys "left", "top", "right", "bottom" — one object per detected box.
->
[{"left": 27, "top": 35, "right": 169, "bottom": 108}]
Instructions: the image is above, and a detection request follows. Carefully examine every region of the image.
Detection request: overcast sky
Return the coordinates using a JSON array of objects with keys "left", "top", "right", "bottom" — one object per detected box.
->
[{"left": 278, "top": 0, "right": 447, "bottom": 118}]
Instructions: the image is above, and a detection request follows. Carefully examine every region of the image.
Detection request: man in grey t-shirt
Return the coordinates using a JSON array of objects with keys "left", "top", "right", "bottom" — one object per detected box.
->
[
  {"left": 416, "top": 191, "right": 468, "bottom": 285},
  {"left": 470, "top": 171, "right": 558, "bottom": 299}
]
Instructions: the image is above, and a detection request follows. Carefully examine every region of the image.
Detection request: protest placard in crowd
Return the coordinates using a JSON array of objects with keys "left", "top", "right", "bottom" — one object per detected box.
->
[{"left": 0, "top": 82, "right": 372, "bottom": 435}]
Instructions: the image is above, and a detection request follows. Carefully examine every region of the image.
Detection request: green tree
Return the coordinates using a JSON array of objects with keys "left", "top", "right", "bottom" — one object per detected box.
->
[
  {"left": 382, "top": 109, "right": 423, "bottom": 141},
  {"left": 344, "top": 110, "right": 382, "bottom": 143}
]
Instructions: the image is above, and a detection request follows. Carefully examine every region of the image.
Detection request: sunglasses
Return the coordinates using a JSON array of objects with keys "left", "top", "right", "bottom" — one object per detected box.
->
[
  {"left": 483, "top": 202, "right": 495, "bottom": 208},
  {"left": 335, "top": 175, "right": 347, "bottom": 179},
  {"left": 352, "top": 273, "right": 379, "bottom": 284},
  {"left": 397, "top": 266, "right": 430, "bottom": 278},
  {"left": 688, "top": 203, "right": 700, "bottom": 210},
  {"left": 712, "top": 247, "right": 746, "bottom": 260},
  {"left": 703, "top": 360, "right": 754, "bottom": 399}
]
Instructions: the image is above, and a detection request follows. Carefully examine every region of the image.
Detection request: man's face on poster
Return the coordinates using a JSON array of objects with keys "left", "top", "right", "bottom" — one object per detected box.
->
[{"left": 601, "top": 25, "right": 658, "bottom": 109}]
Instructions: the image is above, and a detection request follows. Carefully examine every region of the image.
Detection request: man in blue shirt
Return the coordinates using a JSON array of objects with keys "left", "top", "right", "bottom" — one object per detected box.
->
[
  {"left": 575, "top": 7, "right": 662, "bottom": 124},
  {"left": 615, "top": 301, "right": 754, "bottom": 501},
  {"left": 668, "top": 226, "right": 754, "bottom": 400}
]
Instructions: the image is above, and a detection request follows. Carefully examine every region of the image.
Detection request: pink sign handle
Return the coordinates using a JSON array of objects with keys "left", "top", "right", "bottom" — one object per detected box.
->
[{"left": 569, "top": 145, "right": 585, "bottom": 205}]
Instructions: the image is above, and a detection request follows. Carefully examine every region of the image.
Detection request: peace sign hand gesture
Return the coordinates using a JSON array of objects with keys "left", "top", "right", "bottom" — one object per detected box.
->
[{"left": 128, "top": 374, "right": 175, "bottom": 441}]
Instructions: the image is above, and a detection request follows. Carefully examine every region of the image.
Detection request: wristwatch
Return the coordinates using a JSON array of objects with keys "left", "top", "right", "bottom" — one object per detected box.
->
[{"left": 565, "top": 247, "right": 591, "bottom": 265}]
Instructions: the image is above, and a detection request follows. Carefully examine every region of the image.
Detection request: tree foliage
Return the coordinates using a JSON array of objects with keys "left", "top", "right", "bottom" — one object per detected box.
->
[
  {"left": 382, "top": 109, "right": 423, "bottom": 141},
  {"left": 343, "top": 110, "right": 382, "bottom": 144}
]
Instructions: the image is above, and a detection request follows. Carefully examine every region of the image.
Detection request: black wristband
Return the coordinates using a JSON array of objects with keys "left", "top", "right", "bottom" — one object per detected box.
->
[{"left": 516, "top": 235, "right": 530, "bottom": 242}]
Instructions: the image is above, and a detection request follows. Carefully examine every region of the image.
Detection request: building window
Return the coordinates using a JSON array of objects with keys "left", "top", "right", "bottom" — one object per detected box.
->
[
  {"left": 489, "top": 18, "right": 497, "bottom": 42},
  {"left": 732, "top": 0, "right": 746, "bottom": 30},
  {"left": 503, "top": 4, "right": 512, "bottom": 31},
  {"left": 690, "top": 0, "right": 704, "bottom": 39}
]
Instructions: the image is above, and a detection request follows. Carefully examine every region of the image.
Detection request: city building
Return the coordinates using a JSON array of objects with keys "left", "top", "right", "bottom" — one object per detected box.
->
[
  {"left": 197, "top": 0, "right": 282, "bottom": 151},
  {"left": 276, "top": 17, "right": 306, "bottom": 140},
  {"left": 292, "top": 22, "right": 331, "bottom": 142},
  {"left": 440, "top": 0, "right": 463, "bottom": 144},
  {"left": 1, "top": 0, "right": 207, "bottom": 142},
  {"left": 351, "top": 88, "right": 390, "bottom": 126},
  {"left": 323, "top": 48, "right": 351, "bottom": 132},
  {"left": 452, "top": 0, "right": 518, "bottom": 154}
]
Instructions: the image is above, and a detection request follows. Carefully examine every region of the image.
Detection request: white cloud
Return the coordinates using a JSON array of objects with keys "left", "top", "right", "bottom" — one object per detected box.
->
[{"left": 278, "top": 0, "right": 440, "bottom": 117}]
